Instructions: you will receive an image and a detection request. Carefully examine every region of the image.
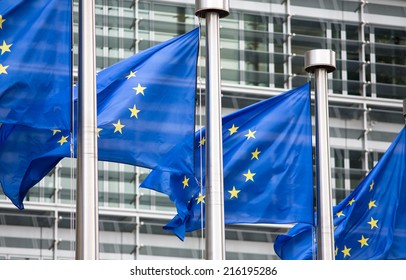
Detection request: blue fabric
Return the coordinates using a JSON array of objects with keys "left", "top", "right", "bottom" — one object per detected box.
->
[
  {"left": 0, "top": 28, "right": 200, "bottom": 209},
  {"left": 274, "top": 126, "right": 406, "bottom": 260},
  {"left": 141, "top": 83, "right": 314, "bottom": 240},
  {"left": 0, "top": 0, "right": 72, "bottom": 129},
  {"left": 94, "top": 27, "right": 199, "bottom": 173}
]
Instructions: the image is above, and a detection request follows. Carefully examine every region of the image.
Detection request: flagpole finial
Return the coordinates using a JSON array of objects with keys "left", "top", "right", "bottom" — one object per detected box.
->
[
  {"left": 195, "top": 0, "right": 230, "bottom": 18},
  {"left": 304, "top": 49, "right": 336, "bottom": 74}
]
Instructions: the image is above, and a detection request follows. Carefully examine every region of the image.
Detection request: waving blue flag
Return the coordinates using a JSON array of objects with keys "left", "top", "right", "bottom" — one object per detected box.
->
[
  {"left": 0, "top": 0, "right": 72, "bottom": 130},
  {"left": 0, "top": 124, "right": 71, "bottom": 209},
  {"left": 274, "top": 126, "right": 406, "bottom": 260},
  {"left": 141, "top": 83, "right": 314, "bottom": 240},
  {"left": 0, "top": 28, "right": 200, "bottom": 209},
  {"left": 95, "top": 27, "right": 199, "bottom": 172}
]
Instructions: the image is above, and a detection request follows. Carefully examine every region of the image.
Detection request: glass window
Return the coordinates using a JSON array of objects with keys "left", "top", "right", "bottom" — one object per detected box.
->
[
  {"left": 123, "top": 165, "right": 136, "bottom": 208},
  {"left": 244, "top": 14, "right": 269, "bottom": 86},
  {"left": 367, "top": 106, "right": 404, "bottom": 147},
  {"left": 152, "top": 4, "right": 195, "bottom": 36},
  {"left": 349, "top": 150, "right": 365, "bottom": 188},
  {"left": 292, "top": 18, "right": 326, "bottom": 37},
  {"left": 346, "top": 25, "right": 359, "bottom": 41},
  {"left": 291, "top": 0, "right": 358, "bottom": 11},
  {"left": 375, "top": 27, "right": 406, "bottom": 46},
  {"left": 366, "top": 3, "right": 406, "bottom": 18}
]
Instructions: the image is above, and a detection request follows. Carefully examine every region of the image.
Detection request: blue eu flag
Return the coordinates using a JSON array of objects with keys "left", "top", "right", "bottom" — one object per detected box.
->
[
  {"left": 0, "top": 0, "right": 72, "bottom": 130},
  {"left": 274, "top": 126, "right": 406, "bottom": 259},
  {"left": 141, "top": 83, "right": 314, "bottom": 240},
  {"left": 0, "top": 28, "right": 200, "bottom": 209},
  {"left": 95, "top": 27, "right": 199, "bottom": 173}
]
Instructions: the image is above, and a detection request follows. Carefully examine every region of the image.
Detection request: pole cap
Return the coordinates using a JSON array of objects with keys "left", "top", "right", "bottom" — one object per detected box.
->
[
  {"left": 195, "top": 0, "right": 230, "bottom": 18},
  {"left": 304, "top": 49, "right": 336, "bottom": 73}
]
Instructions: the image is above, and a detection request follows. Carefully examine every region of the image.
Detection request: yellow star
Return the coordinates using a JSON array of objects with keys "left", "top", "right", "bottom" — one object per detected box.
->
[
  {"left": 245, "top": 129, "right": 256, "bottom": 140},
  {"left": 243, "top": 169, "right": 256, "bottom": 182},
  {"left": 113, "top": 119, "right": 125, "bottom": 134},
  {"left": 182, "top": 176, "right": 189, "bottom": 189},
  {"left": 335, "top": 246, "right": 338, "bottom": 256},
  {"left": 228, "top": 124, "right": 239, "bottom": 135},
  {"left": 347, "top": 198, "right": 356, "bottom": 206},
  {"left": 199, "top": 137, "right": 206, "bottom": 147},
  {"left": 133, "top": 83, "right": 146, "bottom": 95},
  {"left": 369, "top": 180, "right": 374, "bottom": 191},
  {"left": 97, "top": 128, "right": 102, "bottom": 137},
  {"left": 57, "top": 135, "right": 69, "bottom": 146},
  {"left": 0, "top": 15, "right": 5, "bottom": 29},
  {"left": 251, "top": 148, "right": 261, "bottom": 160},
  {"left": 368, "top": 217, "right": 379, "bottom": 229},
  {"left": 126, "top": 70, "right": 137, "bottom": 79},
  {"left": 228, "top": 186, "right": 241, "bottom": 199},
  {"left": 358, "top": 235, "right": 369, "bottom": 248},
  {"left": 52, "top": 129, "right": 61, "bottom": 135},
  {"left": 129, "top": 104, "right": 141, "bottom": 118},
  {"left": 368, "top": 200, "right": 377, "bottom": 210},
  {"left": 195, "top": 193, "right": 206, "bottom": 204},
  {"left": 341, "top": 245, "right": 351, "bottom": 258},
  {"left": 0, "top": 64, "right": 9, "bottom": 75},
  {"left": 336, "top": 211, "right": 345, "bottom": 218},
  {"left": 0, "top": 40, "right": 12, "bottom": 55}
]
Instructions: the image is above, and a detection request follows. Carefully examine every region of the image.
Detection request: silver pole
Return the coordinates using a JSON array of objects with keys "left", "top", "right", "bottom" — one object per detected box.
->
[
  {"left": 195, "top": 0, "right": 229, "bottom": 260},
  {"left": 304, "top": 49, "right": 336, "bottom": 260},
  {"left": 76, "top": 0, "right": 99, "bottom": 260}
]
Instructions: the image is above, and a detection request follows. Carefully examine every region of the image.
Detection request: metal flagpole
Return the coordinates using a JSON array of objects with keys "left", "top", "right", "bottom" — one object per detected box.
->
[
  {"left": 304, "top": 49, "right": 336, "bottom": 260},
  {"left": 76, "top": 0, "right": 99, "bottom": 260},
  {"left": 195, "top": 0, "right": 229, "bottom": 260}
]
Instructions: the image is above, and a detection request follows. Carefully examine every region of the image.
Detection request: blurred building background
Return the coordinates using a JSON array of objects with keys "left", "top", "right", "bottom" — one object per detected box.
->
[{"left": 0, "top": 0, "right": 405, "bottom": 259}]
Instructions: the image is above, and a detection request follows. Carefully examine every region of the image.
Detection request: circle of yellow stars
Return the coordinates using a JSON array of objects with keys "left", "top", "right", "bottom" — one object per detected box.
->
[{"left": 188, "top": 123, "right": 262, "bottom": 203}]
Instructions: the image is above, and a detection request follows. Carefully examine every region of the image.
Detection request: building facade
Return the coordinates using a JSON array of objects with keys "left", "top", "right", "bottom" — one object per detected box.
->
[{"left": 0, "top": 0, "right": 405, "bottom": 259}]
